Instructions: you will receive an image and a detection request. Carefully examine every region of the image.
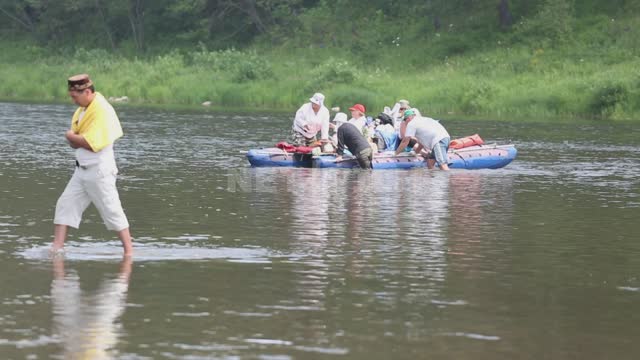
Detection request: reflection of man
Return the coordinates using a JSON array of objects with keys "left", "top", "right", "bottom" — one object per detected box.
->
[
  {"left": 51, "top": 256, "right": 132, "bottom": 358},
  {"left": 52, "top": 74, "right": 133, "bottom": 256}
]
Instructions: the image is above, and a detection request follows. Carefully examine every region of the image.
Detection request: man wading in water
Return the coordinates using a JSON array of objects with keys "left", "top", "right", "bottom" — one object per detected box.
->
[{"left": 51, "top": 74, "right": 133, "bottom": 256}]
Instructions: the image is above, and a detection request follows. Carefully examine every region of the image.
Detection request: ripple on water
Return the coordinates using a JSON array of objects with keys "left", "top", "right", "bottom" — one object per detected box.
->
[
  {"left": 17, "top": 242, "right": 273, "bottom": 262},
  {"left": 617, "top": 286, "right": 640, "bottom": 293},
  {"left": 441, "top": 332, "right": 501, "bottom": 341},
  {"left": 0, "top": 335, "right": 58, "bottom": 348}
]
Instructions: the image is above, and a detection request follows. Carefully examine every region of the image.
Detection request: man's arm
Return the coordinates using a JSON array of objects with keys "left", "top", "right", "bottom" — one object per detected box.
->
[
  {"left": 65, "top": 130, "right": 93, "bottom": 151},
  {"left": 320, "top": 109, "right": 330, "bottom": 142},
  {"left": 293, "top": 105, "right": 309, "bottom": 132},
  {"left": 336, "top": 128, "right": 346, "bottom": 156},
  {"left": 399, "top": 121, "right": 407, "bottom": 139},
  {"left": 395, "top": 136, "right": 411, "bottom": 156}
]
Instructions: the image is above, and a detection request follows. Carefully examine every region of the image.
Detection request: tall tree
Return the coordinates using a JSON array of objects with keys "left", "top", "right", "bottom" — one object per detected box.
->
[
  {"left": 128, "top": 0, "right": 145, "bottom": 52},
  {"left": 95, "top": 0, "right": 117, "bottom": 51},
  {"left": 0, "top": 1, "right": 34, "bottom": 32},
  {"left": 498, "top": 0, "right": 513, "bottom": 30}
]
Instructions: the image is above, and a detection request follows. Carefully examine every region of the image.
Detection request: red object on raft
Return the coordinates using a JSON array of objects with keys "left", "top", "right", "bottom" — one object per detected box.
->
[
  {"left": 275, "top": 142, "right": 314, "bottom": 154},
  {"left": 449, "top": 134, "right": 484, "bottom": 150}
]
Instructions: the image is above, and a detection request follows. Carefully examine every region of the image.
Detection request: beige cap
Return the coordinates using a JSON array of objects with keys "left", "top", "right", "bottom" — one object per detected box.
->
[{"left": 68, "top": 74, "right": 93, "bottom": 91}]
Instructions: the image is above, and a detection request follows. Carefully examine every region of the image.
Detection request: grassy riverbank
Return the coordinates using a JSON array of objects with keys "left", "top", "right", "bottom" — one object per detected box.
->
[{"left": 1, "top": 5, "right": 639, "bottom": 120}]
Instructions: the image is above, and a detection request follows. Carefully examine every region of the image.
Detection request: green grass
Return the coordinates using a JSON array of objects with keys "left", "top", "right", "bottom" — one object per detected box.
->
[{"left": 1, "top": 12, "right": 639, "bottom": 121}]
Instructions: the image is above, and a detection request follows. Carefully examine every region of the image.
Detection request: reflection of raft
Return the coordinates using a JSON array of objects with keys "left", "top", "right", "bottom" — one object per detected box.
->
[{"left": 247, "top": 144, "right": 517, "bottom": 170}]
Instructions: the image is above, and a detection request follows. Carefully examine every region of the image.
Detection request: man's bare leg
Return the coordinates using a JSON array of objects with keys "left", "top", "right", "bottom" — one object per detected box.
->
[
  {"left": 427, "top": 159, "right": 436, "bottom": 169},
  {"left": 52, "top": 224, "right": 68, "bottom": 253},
  {"left": 117, "top": 228, "right": 133, "bottom": 256}
]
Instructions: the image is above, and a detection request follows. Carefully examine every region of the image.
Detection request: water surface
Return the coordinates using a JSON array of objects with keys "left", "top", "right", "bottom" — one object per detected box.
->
[{"left": 1, "top": 102, "right": 639, "bottom": 359}]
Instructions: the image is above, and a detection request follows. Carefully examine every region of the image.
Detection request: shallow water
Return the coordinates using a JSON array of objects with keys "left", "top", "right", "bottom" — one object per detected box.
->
[{"left": 1, "top": 102, "right": 639, "bottom": 359}]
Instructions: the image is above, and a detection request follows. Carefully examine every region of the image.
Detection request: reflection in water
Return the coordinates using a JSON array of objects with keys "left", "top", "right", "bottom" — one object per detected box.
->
[
  {"left": 2, "top": 102, "right": 640, "bottom": 359},
  {"left": 446, "top": 172, "right": 515, "bottom": 272},
  {"left": 247, "top": 169, "right": 455, "bottom": 345},
  {"left": 51, "top": 257, "right": 131, "bottom": 359}
]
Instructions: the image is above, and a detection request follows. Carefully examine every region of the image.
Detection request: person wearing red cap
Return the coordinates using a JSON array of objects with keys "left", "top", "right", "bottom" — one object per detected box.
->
[
  {"left": 347, "top": 103, "right": 367, "bottom": 134},
  {"left": 52, "top": 74, "right": 133, "bottom": 256}
]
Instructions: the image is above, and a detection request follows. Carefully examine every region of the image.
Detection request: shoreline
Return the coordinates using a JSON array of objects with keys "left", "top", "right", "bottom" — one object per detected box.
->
[{"left": 1, "top": 98, "right": 633, "bottom": 124}]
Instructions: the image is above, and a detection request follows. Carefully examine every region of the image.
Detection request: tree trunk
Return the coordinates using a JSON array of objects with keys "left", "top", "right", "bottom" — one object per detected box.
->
[
  {"left": 434, "top": 15, "right": 441, "bottom": 32},
  {"left": 94, "top": 0, "right": 116, "bottom": 51},
  {"left": 128, "top": 0, "right": 144, "bottom": 52},
  {"left": 206, "top": 0, "right": 231, "bottom": 39},
  {"left": 239, "top": 0, "right": 268, "bottom": 34},
  {"left": 498, "top": 0, "right": 513, "bottom": 30},
  {"left": 0, "top": 6, "right": 33, "bottom": 32}
]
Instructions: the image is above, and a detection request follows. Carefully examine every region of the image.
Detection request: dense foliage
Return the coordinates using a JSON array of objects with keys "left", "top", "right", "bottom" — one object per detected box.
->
[{"left": 1, "top": 0, "right": 639, "bottom": 119}]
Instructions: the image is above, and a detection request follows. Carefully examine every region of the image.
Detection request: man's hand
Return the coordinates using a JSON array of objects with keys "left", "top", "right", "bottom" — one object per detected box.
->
[
  {"left": 65, "top": 130, "right": 92, "bottom": 151},
  {"left": 395, "top": 137, "right": 411, "bottom": 156},
  {"left": 335, "top": 156, "right": 343, "bottom": 162},
  {"left": 65, "top": 130, "right": 79, "bottom": 148}
]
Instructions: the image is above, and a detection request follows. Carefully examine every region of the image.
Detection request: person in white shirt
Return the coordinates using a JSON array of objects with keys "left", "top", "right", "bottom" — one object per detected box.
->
[
  {"left": 291, "top": 92, "right": 330, "bottom": 147},
  {"left": 347, "top": 103, "right": 367, "bottom": 134},
  {"left": 395, "top": 109, "right": 451, "bottom": 170},
  {"left": 391, "top": 99, "right": 410, "bottom": 130},
  {"left": 329, "top": 112, "right": 348, "bottom": 147}
]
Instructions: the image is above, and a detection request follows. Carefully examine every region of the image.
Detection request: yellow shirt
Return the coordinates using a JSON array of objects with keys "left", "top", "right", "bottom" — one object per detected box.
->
[{"left": 71, "top": 92, "right": 123, "bottom": 152}]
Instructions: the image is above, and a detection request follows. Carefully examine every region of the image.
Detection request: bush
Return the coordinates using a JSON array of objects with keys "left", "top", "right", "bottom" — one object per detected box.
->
[
  {"left": 232, "top": 59, "right": 273, "bottom": 82},
  {"left": 589, "top": 83, "right": 628, "bottom": 117},
  {"left": 515, "top": 0, "right": 575, "bottom": 45},
  {"left": 72, "top": 48, "right": 118, "bottom": 70},
  {"left": 153, "top": 50, "right": 186, "bottom": 77},
  {"left": 147, "top": 85, "right": 173, "bottom": 103},
  {"left": 190, "top": 47, "right": 273, "bottom": 82},
  {"left": 459, "top": 81, "right": 495, "bottom": 113},
  {"left": 310, "top": 58, "right": 359, "bottom": 85},
  {"left": 327, "top": 86, "right": 381, "bottom": 113}
]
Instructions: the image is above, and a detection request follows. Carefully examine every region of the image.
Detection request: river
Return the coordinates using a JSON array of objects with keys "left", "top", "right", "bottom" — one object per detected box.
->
[{"left": 1, "top": 102, "right": 639, "bottom": 359}]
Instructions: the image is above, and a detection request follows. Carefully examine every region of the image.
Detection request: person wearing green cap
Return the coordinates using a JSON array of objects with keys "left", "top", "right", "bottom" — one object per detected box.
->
[{"left": 395, "top": 109, "right": 451, "bottom": 170}]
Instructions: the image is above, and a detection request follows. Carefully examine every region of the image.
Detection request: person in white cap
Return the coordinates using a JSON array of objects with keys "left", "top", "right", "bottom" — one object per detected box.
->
[
  {"left": 329, "top": 112, "right": 348, "bottom": 147},
  {"left": 391, "top": 99, "right": 410, "bottom": 130},
  {"left": 291, "top": 92, "right": 330, "bottom": 147}
]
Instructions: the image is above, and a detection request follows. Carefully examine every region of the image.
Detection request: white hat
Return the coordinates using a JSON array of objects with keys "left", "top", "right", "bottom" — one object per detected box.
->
[
  {"left": 309, "top": 93, "right": 325, "bottom": 107},
  {"left": 332, "top": 112, "right": 347, "bottom": 124},
  {"left": 398, "top": 99, "right": 410, "bottom": 107}
]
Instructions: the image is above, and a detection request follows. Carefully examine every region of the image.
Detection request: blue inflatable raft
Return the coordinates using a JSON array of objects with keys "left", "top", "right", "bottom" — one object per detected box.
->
[
  {"left": 247, "top": 144, "right": 517, "bottom": 170},
  {"left": 246, "top": 148, "right": 314, "bottom": 167}
]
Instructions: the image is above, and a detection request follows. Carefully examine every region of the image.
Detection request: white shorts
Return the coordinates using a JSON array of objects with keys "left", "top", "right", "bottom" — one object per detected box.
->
[{"left": 54, "top": 161, "right": 129, "bottom": 231}]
